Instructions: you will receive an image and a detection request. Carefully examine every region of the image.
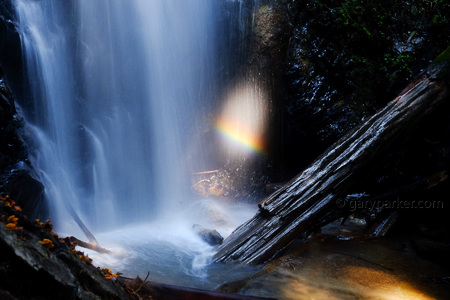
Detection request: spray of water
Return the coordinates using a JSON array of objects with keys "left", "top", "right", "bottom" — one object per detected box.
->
[
  {"left": 13, "top": 0, "right": 263, "bottom": 285},
  {"left": 14, "top": 0, "right": 219, "bottom": 230}
]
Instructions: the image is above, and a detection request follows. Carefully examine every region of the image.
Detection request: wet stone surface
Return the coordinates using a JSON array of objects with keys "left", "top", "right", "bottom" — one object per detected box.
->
[{"left": 237, "top": 236, "right": 450, "bottom": 300}]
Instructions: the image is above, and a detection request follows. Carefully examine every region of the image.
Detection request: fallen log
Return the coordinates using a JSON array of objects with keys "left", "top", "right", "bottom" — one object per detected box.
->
[
  {"left": 364, "top": 210, "right": 399, "bottom": 238},
  {"left": 214, "top": 48, "right": 450, "bottom": 264}
]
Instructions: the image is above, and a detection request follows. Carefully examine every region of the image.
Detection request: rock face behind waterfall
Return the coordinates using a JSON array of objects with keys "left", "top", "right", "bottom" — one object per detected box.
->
[
  {"left": 0, "top": 69, "right": 46, "bottom": 219},
  {"left": 0, "top": 3, "right": 46, "bottom": 219}
]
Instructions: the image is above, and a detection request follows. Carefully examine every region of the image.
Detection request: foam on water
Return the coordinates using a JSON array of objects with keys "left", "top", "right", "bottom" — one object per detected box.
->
[{"left": 82, "top": 200, "right": 259, "bottom": 288}]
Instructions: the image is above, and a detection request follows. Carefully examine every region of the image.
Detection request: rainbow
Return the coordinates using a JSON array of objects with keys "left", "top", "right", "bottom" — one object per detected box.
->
[{"left": 216, "top": 116, "right": 265, "bottom": 154}]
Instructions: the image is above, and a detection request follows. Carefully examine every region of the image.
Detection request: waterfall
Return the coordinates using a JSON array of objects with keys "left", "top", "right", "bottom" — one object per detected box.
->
[
  {"left": 14, "top": 0, "right": 218, "bottom": 232},
  {"left": 11, "top": 0, "right": 276, "bottom": 287}
]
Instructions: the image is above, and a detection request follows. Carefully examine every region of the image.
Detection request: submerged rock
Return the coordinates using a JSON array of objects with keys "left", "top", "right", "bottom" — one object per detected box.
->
[{"left": 192, "top": 224, "right": 224, "bottom": 246}]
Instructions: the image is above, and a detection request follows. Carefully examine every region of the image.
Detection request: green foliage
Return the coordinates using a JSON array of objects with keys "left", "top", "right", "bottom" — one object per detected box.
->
[
  {"left": 285, "top": 0, "right": 450, "bottom": 141},
  {"left": 432, "top": 46, "right": 450, "bottom": 79},
  {"left": 259, "top": 5, "right": 269, "bottom": 13},
  {"left": 434, "top": 46, "right": 450, "bottom": 63},
  {"left": 288, "top": 0, "right": 450, "bottom": 104},
  {"left": 383, "top": 52, "right": 414, "bottom": 81},
  {"left": 338, "top": 0, "right": 376, "bottom": 37}
]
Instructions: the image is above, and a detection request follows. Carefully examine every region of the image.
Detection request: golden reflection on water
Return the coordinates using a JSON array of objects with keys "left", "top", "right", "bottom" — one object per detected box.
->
[
  {"left": 280, "top": 264, "right": 435, "bottom": 300},
  {"left": 341, "top": 266, "right": 435, "bottom": 300}
]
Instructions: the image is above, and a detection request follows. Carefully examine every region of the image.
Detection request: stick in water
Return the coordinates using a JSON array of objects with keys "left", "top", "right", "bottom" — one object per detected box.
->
[{"left": 66, "top": 202, "right": 100, "bottom": 246}]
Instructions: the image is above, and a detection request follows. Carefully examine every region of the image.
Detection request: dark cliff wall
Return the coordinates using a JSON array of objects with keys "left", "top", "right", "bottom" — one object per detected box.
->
[
  {"left": 0, "top": 1, "right": 46, "bottom": 219},
  {"left": 277, "top": 0, "right": 450, "bottom": 178},
  {"left": 0, "top": 1, "right": 25, "bottom": 100}
]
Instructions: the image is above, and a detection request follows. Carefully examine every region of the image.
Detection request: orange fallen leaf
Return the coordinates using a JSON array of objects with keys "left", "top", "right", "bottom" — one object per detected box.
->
[
  {"left": 7, "top": 215, "right": 18, "bottom": 223},
  {"left": 5, "top": 223, "right": 16, "bottom": 229},
  {"left": 38, "top": 238, "right": 54, "bottom": 249}
]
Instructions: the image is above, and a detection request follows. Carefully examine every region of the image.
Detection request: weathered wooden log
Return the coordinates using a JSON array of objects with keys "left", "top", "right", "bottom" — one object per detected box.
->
[
  {"left": 214, "top": 49, "right": 450, "bottom": 264},
  {"left": 365, "top": 210, "right": 399, "bottom": 238}
]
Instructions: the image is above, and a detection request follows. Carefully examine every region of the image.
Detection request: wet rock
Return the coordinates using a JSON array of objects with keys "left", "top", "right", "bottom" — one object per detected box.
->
[
  {"left": 192, "top": 224, "right": 224, "bottom": 246},
  {"left": 0, "top": 75, "right": 23, "bottom": 167},
  {"left": 192, "top": 168, "right": 269, "bottom": 202},
  {"left": 0, "top": 70, "right": 46, "bottom": 219},
  {"left": 0, "top": 195, "right": 132, "bottom": 300},
  {"left": 278, "top": 0, "right": 450, "bottom": 176},
  {"left": 232, "top": 237, "right": 450, "bottom": 299},
  {"left": 4, "top": 169, "right": 47, "bottom": 218},
  {"left": 1, "top": 1, "right": 46, "bottom": 219},
  {"left": 0, "top": 1, "right": 25, "bottom": 98}
]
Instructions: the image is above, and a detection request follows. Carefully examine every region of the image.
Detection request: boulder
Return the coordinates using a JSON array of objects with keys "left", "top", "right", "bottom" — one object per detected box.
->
[{"left": 192, "top": 224, "right": 224, "bottom": 246}]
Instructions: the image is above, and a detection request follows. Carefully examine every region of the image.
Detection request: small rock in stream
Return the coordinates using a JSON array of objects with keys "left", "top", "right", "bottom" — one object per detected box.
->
[{"left": 192, "top": 224, "right": 224, "bottom": 246}]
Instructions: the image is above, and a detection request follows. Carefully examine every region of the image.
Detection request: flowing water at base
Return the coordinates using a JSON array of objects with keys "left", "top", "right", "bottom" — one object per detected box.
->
[
  {"left": 84, "top": 226, "right": 261, "bottom": 290},
  {"left": 80, "top": 200, "right": 261, "bottom": 290},
  {"left": 82, "top": 225, "right": 450, "bottom": 299},
  {"left": 14, "top": 0, "right": 270, "bottom": 292}
]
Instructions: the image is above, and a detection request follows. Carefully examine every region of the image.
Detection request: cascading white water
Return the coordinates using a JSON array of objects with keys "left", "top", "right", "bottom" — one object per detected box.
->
[
  {"left": 14, "top": 0, "right": 219, "bottom": 232},
  {"left": 13, "top": 0, "right": 265, "bottom": 287}
]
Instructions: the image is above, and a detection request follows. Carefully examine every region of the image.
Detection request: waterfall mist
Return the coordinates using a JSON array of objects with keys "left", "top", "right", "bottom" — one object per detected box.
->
[
  {"left": 13, "top": 0, "right": 268, "bottom": 286},
  {"left": 14, "top": 0, "right": 220, "bottom": 232}
]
